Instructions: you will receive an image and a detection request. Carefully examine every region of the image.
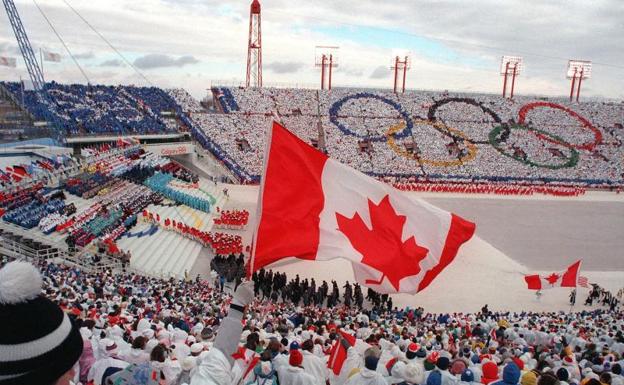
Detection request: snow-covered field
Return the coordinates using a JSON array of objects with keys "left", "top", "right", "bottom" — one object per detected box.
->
[{"left": 195, "top": 183, "right": 624, "bottom": 313}]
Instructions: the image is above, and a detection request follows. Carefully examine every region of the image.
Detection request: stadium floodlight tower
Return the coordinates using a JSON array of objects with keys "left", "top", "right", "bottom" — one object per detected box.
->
[
  {"left": 567, "top": 60, "right": 592, "bottom": 102},
  {"left": 390, "top": 50, "right": 411, "bottom": 94},
  {"left": 500, "top": 56, "right": 523, "bottom": 99},
  {"left": 245, "top": 0, "right": 262, "bottom": 88},
  {"left": 315, "top": 46, "right": 339, "bottom": 90}
]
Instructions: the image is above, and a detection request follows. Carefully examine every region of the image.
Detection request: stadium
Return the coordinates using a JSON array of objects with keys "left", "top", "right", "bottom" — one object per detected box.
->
[{"left": 0, "top": 1, "right": 622, "bottom": 385}]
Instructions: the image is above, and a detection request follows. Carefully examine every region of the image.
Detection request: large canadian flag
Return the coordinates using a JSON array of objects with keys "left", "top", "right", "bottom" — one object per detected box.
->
[
  {"left": 251, "top": 122, "right": 476, "bottom": 294},
  {"left": 524, "top": 260, "right": 582, "bottom": 290}
]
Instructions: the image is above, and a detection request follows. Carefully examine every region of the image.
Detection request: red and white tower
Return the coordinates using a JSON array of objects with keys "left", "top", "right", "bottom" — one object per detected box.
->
[
  {"left": 315, "top": 46, "right": 339, "bottom": 90},
  {"left": 500, "top": 56, "right": 523, "bottom": 99},
  {"left": 390, "top": 50, "right": 411, "bottom": 94},
  {"left": 567, "top": 60, "right": 592, "bottom": 102},
  {"left": 246, "top": 0, "right": 262, "bottom": 88}
]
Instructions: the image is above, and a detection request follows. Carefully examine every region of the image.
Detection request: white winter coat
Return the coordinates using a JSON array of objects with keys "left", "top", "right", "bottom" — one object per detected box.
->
[
  {"left": 190, "top": 348, "right": 233, "bottom": 385},
  {"left": 302, "top": 350, "right": 328, "bottom": 385},
  {"left": 344, "top": 368, "right": 387, "bottom": 385},
  {"left": 277, "top": 366, "right": 317, "bottom": 385}
]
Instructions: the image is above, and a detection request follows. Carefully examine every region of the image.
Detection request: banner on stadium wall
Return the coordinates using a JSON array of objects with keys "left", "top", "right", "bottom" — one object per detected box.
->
[{"left": 146, "top": 143, "right": 194, "bottom": 156}]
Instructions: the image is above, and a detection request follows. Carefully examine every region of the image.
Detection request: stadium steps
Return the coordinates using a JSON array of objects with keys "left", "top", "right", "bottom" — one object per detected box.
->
[
  {"left": 177, "top": 243, "right": 203, "bottom": 277},
  {"left": 119, "top": 204, "right": 206, "bottom": 279},
  {"left": 137, "top": 230, "right": 177, "bottom": 275},
  {"left": 154, "top": 233, "right": 192, "bottom": 275}
]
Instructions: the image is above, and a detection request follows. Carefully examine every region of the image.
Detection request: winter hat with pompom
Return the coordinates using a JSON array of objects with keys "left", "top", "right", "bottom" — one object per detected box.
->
[
  {"left": 0, "top": 261, "right": 83, "bottom": 385},
  {"left": 289, "top": 349, "right": 303, "bottom": 367}
]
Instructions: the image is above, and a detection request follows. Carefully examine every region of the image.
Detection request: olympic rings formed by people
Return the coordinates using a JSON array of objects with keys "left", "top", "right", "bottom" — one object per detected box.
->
[
  {"left": 386, "top": 119, "right": 478, "bottom": 167},
  {"left": 329, "top": 93, "right": 413, "bottom": 141},
  {"left": 518, "top": 102, "right": 602, "bottom": 151},
  {"left": 488, "top": 124, "right": 579, "bottom": 170},
  {"left": 328, "top": 94, "right": 597, "bottom": 171},
  {"left": 427, "top": 97, "right": 505, "bottom": 144}
]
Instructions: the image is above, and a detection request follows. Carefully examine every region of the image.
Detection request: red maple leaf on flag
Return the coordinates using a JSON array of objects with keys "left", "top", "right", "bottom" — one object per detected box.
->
[
  {"left": 545, "top": 273, "right": 560, "bottom": 286},
  {"left": 335, "top": 195, "right": 429, "bottom": 291}
]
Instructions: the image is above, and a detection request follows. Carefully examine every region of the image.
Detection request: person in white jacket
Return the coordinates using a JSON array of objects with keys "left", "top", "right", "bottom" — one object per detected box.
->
[
  {"left": 344, "top": 356, "right": 387, "bottom": 385},
  {"left": 301, "top": 340, "right": 328, "bottom": 385},
  {"left": 191, "top": 281, "right": 255, "bottom": 385},
  {"left": 277, "top": 349, "right": 317, "bottom": 385},
  {"left": 119, "top": 336, "right": 150, "bottom": 365}
]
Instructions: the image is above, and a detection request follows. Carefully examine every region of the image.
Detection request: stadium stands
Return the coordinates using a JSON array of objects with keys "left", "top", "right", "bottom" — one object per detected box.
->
[
  {"left": 0, "top": 81, "right": 185, "bottom": 136},
  {"left": 2, "top": 81, "right": 622, "bottom": 192},
  {"left": 173, "top": 87, "right": 624, "bottom": 190},
  {"left": 0, "top": 140, "right": 241, "bottom": 278}
]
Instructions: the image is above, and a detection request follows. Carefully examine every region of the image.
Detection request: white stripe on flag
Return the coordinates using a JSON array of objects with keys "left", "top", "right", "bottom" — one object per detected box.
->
[{"left": 578, "top": 276, "right": 589, "bottom": 288}]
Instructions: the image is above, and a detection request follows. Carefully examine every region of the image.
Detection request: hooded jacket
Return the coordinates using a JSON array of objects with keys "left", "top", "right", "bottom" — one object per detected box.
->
[{"left": 490, "top": 363, "right": 521, "bottom": 385}]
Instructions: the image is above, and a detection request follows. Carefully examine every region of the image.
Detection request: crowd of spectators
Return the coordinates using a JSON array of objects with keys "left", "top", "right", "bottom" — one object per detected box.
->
[
  {"left": 1, "top": 81, "right": 184, "bottom": 136},
  {"left": 0, "top": 256, "right": 622, "bottom": 385},
  {"left": 171, "top": 87, "right": 624, "bottom": 192}
]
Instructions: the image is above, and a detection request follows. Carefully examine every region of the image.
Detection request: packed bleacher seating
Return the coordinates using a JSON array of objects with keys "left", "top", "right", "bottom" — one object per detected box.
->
[
  {"left": 0, "top": 256, "right": 622, "bottom": 385},
  {"left": 1, "top": 81, "right": 185, "bottom": 136},
  {"left": 3, "top": 80, "right": 622, "bottom": 193},
  {"left": 171, "top": 87, "right": 624, "bottom": 192}
]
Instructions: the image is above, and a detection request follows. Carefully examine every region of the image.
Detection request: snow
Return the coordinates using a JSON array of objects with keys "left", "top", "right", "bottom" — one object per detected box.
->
[{"left": 195, "top": 182, "right": 624, "bottom": 313}]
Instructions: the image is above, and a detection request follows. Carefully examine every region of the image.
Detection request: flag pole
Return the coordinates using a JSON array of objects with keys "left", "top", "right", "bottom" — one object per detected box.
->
[
  {"left": 247, "top": 116, "right": 275, "bottom": 278},
  {"left": 40, "top": 48, "right": 44, "bottom": 80}
]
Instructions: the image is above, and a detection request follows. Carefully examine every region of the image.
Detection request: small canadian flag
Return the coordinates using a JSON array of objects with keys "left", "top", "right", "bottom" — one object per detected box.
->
[
  {"left": 524, "top": 260, "right": 582, "bottom": 290},
  {"left": 250, "top": 122, "right": 476, "bottom": 294}
]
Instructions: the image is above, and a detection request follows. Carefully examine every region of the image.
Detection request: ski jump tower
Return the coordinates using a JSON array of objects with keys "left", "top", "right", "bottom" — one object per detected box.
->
[
  {"left": 2, "top": 0, "right": 46, "bottom": 94},
  {"left": 245, "top": 0, "right": 262, "bottom": 88}
]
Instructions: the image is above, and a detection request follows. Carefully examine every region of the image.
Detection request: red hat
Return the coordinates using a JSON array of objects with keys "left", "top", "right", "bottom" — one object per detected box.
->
[
  {"left": 482, "top": 361, "right": 499, "bottom": 384},
  {"left": 408, "top": 342, "right": 420, "bottom": 354},
  {"left": 289, "top": 350, "right": 303, "bottom": 367},
  {"left": 512, "top": 357, "right": 524, "bottom": 370},
  {"left": 427, "top": 351, "right": 440, "bottom": 363}
]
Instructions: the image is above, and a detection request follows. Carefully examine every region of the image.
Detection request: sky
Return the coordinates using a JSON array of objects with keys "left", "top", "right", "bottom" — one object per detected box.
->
[{"left": 0, "top": 0, "right": 622, "bottom": 100}]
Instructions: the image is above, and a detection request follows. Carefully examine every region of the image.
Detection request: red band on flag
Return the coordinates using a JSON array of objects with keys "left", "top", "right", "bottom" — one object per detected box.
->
[
  {"left": 525, "top": 274, "right": 542, "bottom": 290},
  {"left": 252, "top": 122, "right": 328, "bottom": 272},
  {"left": 560, "top": 260, "right": 581, "bottom": 287},
  {"left": 417, "top": 214, "right": 476, "bottom": 292}
]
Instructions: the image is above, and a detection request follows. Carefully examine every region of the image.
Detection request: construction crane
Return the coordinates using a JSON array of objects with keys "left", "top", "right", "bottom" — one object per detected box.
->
[{"left": 2, "top": 0, "right": 46, "bottom": 95}]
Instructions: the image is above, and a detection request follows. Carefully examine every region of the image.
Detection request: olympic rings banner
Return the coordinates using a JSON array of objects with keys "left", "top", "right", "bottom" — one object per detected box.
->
[{"left": 327, "top": 93, "right": 610, "bottom": 174}]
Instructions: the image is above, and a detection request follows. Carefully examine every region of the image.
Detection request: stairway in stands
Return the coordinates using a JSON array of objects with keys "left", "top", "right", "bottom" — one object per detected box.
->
[{"left": 117, "top": 181, "right": 226, "bottom": 279}]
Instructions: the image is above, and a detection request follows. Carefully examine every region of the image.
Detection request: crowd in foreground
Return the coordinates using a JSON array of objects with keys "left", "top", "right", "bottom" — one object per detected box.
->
[{"left": 0, "top": 256, "right": 622, "bottom": 385}]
